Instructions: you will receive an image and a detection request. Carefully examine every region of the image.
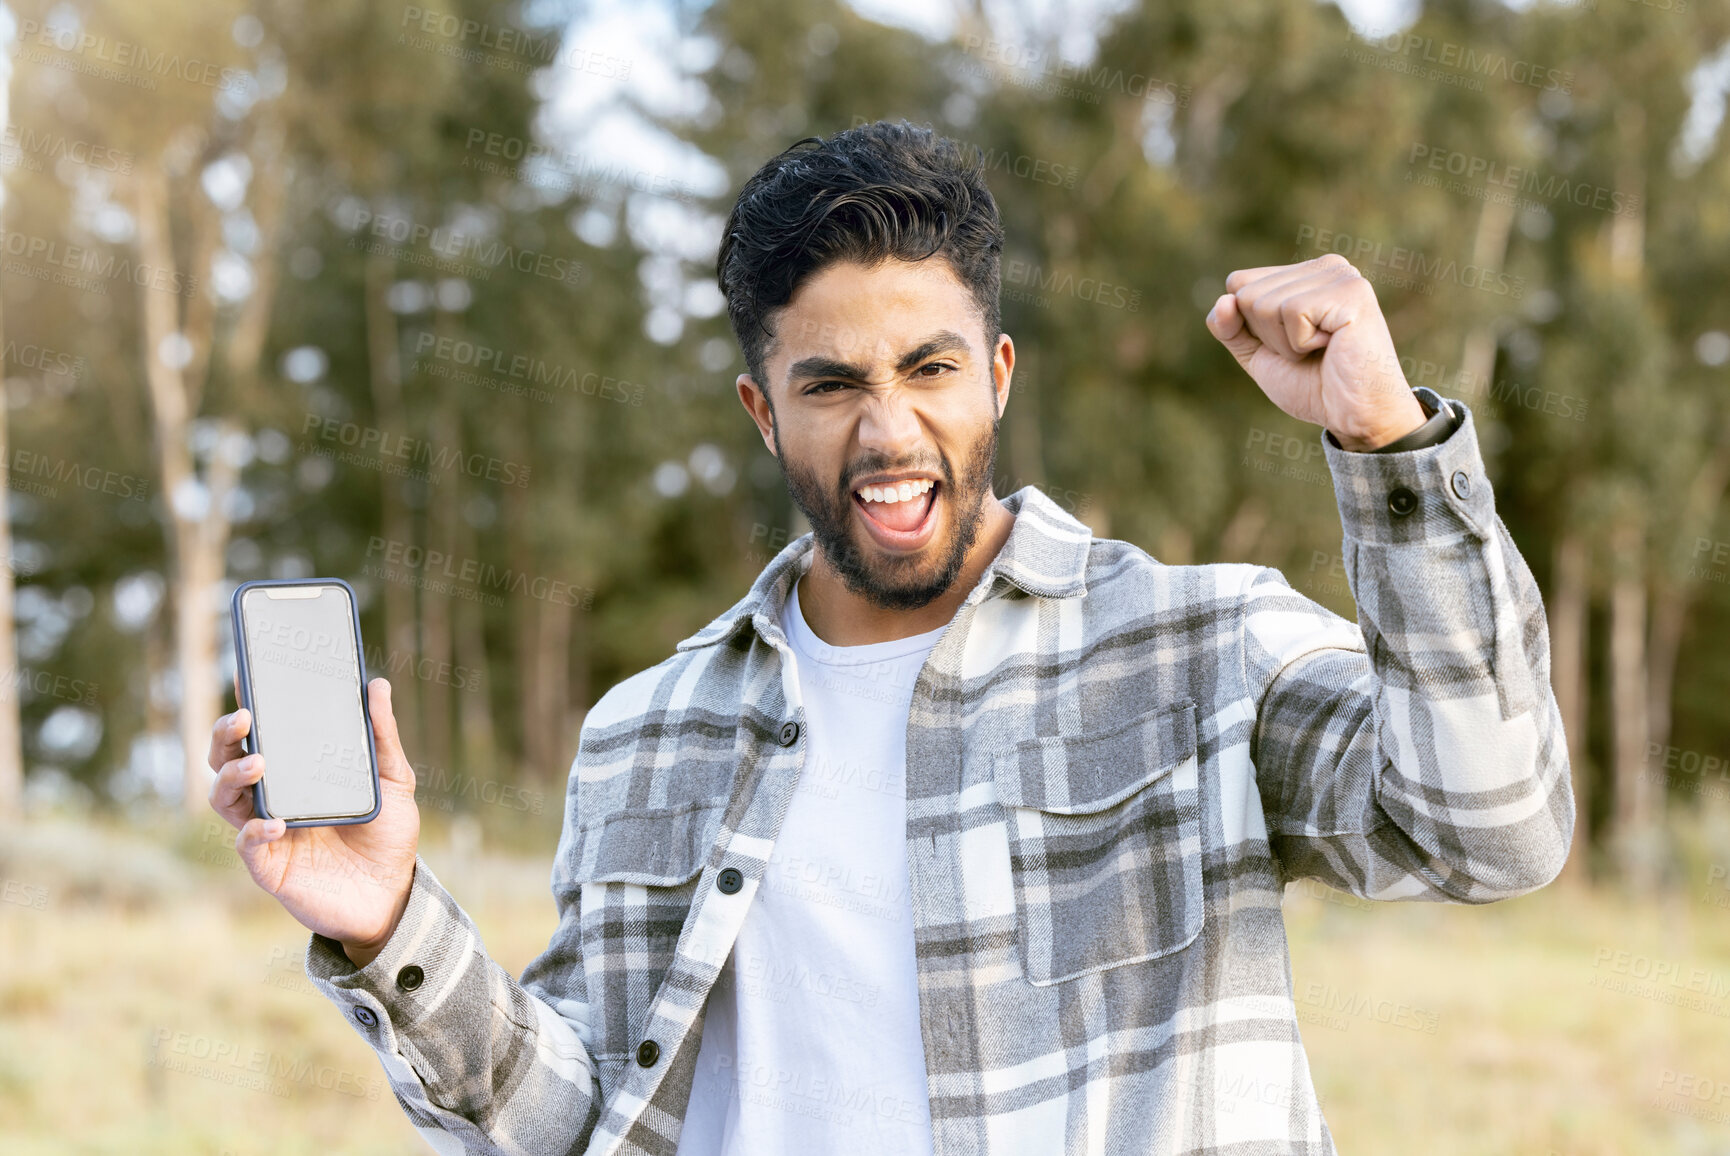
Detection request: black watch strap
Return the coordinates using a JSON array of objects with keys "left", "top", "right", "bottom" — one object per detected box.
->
[{"left": 1360, "top": 393, "right": 1459, "bottom": 454}]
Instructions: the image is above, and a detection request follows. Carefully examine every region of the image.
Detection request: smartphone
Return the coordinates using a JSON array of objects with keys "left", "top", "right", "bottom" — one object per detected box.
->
[{"left": 230, "top": 578, "right": 382, "bottom": 827}]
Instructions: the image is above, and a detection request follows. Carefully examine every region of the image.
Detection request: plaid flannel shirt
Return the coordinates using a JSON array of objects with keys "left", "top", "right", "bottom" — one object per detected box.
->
[{"left": 306, "top": 386, "right": 1573, "bottom": 1155}]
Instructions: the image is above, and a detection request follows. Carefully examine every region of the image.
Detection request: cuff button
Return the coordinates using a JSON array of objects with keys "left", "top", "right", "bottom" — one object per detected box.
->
[
  {"left": 1451, "top": 470, "right": 1471, "bottom": 499},
  {"left": 354, "top": 1007, "right": 378, "bottom": 1028},
  {"left": 1388, "top": 487, "right": 1418, "bottom": 517},
  {"left": 396, "top": 964, "right": 424, "bottom": 993},
  {"left": 778, "top": 721, "right": 800, "bottom": 746}
]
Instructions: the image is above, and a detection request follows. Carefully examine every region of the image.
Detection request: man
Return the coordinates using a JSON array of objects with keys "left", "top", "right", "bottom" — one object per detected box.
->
[{"left": 207, "top": 119, "right": 1572, "bottom": 1155}]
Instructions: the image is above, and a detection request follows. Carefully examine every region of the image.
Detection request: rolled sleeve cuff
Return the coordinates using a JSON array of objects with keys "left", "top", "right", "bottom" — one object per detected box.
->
[
  {"left": 304, "top": 853, "right": 474, "bottom": 1054},
  {"left": 1322, "top": 387, "right": 1493, "bottom": 545}
]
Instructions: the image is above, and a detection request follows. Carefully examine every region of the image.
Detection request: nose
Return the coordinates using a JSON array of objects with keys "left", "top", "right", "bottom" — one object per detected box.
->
[{"left": 854, "top": 387, "right": 926, "bottom": 462}]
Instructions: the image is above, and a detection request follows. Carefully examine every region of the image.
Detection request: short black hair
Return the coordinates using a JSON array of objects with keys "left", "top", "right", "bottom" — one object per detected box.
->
[{"left": 716, "top": 119, "right": 1005, "bottom": 396}]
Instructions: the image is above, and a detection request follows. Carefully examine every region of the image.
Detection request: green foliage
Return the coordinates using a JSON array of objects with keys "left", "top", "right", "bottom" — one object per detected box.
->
[{"left": 6, "top": 0, "right": 1728, "bottom": 842}]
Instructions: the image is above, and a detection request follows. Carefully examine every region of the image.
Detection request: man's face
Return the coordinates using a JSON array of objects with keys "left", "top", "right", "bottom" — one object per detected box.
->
[{"left": 737, "top": 258, "right": 1013, "bottom": 611}]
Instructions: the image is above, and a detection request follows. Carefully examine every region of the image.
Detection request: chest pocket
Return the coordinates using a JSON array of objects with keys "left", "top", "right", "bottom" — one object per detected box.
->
[
  {"left": 572, "top": 800, "right": 722, "bottom": 886},
  {"left": 992, "top": 699, "right": 1203, "bottom": 986}
]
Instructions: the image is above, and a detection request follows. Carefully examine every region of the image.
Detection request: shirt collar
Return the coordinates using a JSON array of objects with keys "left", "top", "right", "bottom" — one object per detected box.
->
[{"left": 674, "top": 484, "right": 1094, "bottom": 653}]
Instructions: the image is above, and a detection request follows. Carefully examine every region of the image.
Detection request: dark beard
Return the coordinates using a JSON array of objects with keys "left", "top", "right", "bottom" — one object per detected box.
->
[{"left": 775, "top": 408, "right": 1000, "bottom": 612}]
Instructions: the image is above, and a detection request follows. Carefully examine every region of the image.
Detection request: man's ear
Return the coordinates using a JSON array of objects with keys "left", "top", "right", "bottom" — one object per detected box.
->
[
  {"left": 991, "top": 332, "right": 1015, "bottom": 420},
  {"left": 737, "top": 373, "right": 777, "bottom": 456}
]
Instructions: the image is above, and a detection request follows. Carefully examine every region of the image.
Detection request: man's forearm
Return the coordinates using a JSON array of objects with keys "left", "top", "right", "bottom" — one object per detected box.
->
[{"left": 306, "top": 854, "right": 604, "bottom": 1151}]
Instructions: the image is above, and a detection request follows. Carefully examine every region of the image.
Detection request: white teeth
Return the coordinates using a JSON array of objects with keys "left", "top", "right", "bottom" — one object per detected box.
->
[{"left": 856, "top": 478, "right": 934, "bottom": 504}]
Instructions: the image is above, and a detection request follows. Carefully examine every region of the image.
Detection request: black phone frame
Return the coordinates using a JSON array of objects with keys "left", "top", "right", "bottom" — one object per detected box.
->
[{"left": 229, "top": 577, "right": 383, "bottom": 827}]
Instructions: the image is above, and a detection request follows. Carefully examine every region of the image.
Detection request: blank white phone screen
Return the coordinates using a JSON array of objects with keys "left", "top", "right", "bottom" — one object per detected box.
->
[{"left": 240, "top": 584, "right": 374, "bottom": 821}]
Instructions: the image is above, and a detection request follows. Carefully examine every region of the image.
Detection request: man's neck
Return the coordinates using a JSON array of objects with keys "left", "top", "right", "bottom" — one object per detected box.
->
[{"left": 795, "top": 494, "right": 1015, "bottom": 647}]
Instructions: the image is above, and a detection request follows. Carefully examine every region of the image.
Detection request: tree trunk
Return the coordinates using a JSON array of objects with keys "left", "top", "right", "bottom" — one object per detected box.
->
[
  {"left": 1647, "top": 431, "right": 1730, "bottom": 758},
  {"left": 452, "top": 448, "right": 496, "bottom": 777},
  {"left": 132, "top": 163, "right": 239, "bottom": 815},
  {"left": 363, "top": 248, "right": 420, "bottom": 754},
  {"left": 0, "top": 318, "right": 23, "bottom": 822},
  {"left": 454, "top": 573, "right": 495, "bottom": 779},
  {"left": 1605, "top": 103, "right": 1655, "bottom": 878},
  {"left": 0, "top": 23, "right": 20, "bottom": 820},
  {"left": 1214, "top": 495, "right": 1268, "bottom": 563},
  {"left": 1550, "top": 531, "right": 1589, "bottom": 881},
  {"left": 1455, "top": 184, "right": 1517, "bottom": 408},
  {"left": 534, "top": 595, "right": 573, "bottom": 788},
  {"left": 420, "top": 398, "right": 458, "bottom": 779},
  {"left": 1608, "top": 518, "right": 1657, "bottom": 889}
]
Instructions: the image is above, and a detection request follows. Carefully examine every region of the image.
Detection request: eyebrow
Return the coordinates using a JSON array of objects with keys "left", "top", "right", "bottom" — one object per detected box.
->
[{"left": 784, "top": 330, "right": 974, "bottom": 386}]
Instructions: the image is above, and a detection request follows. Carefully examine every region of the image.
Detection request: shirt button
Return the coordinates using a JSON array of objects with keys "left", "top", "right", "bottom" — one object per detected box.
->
[
  {"left": 1451, "top": 470, "right": 1471, "bottom": 499},
  {"left": 717, "top": 867, "right": 743, "bottom": 894},
  {"left": 1387, "top": 486, "right": 1418, "bottom": 517},
  {"left": 353, "top": 1007, "right": 378, "bottom": 1028},
  {"left": 396, "top": 965, "right": 424, "bottom": 993},
  {"left": 636, "top": 1039, "right": 661, "bottom": 1067},
  {"left": 778, "top": 721, "right": 800, "bottom": 746}
]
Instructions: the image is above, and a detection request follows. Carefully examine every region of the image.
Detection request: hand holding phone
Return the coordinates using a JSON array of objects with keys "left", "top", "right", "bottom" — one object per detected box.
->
[{"left": 208, "top": 583, "right": 421, "bottom": 967}]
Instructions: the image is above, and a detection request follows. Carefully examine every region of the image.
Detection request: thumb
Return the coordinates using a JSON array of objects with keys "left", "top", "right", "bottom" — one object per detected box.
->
[
  {"left": 1206, "top": 293, "right": 1262, "bottom": 369},
  {"left": 366, "top": 678, "right": 414, "bottom": 788}
]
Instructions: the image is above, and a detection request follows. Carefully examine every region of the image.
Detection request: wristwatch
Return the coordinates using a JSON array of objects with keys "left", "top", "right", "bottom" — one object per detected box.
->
[{"left": 1325, "top": 390, "right": 1460, "bottom": 454}]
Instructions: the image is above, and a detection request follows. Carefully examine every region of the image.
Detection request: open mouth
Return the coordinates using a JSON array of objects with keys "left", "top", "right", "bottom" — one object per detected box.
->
[{"left": 852, "top": 477, "right": 940, "bottom": 549}]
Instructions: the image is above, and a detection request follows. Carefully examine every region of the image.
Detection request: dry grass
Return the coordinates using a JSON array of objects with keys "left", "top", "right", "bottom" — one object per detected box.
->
[{"left": 3, "top": 810, "right": 1728, "bottom": 1154}]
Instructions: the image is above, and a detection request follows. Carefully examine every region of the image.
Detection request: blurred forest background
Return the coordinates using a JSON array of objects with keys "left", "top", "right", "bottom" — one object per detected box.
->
[{"left": 1, "top": 0, "right": 1730, "bottom": 1151}]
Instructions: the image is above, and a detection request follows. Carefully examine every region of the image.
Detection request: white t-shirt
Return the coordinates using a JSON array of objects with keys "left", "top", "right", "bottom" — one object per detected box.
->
[{"left": 675, "top": 575, "right": 943, "bottom": 1156}]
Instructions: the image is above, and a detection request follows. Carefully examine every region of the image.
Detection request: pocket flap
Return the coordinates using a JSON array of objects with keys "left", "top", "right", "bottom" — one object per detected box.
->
[
  {"left": 993, "top": 699, "right": 1197, "bottom": 814},
  {"left": 572, "top": 799, "right": 721, "bottom": 885}
]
